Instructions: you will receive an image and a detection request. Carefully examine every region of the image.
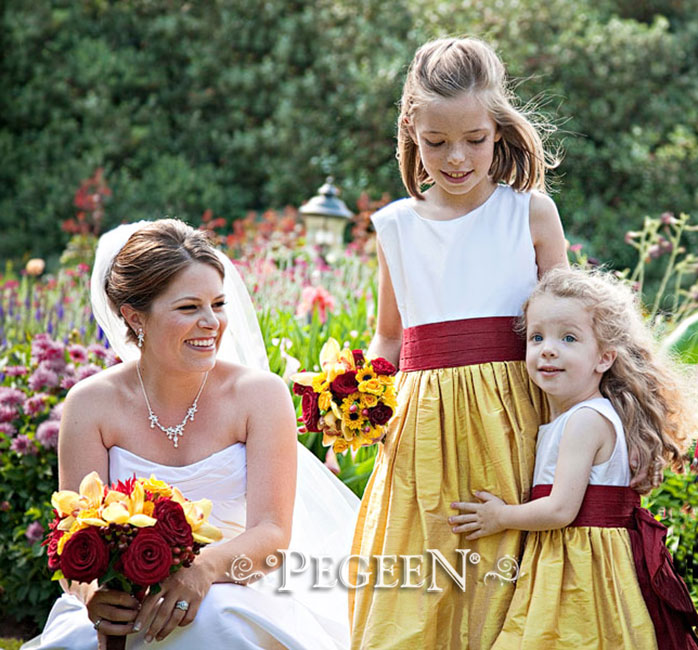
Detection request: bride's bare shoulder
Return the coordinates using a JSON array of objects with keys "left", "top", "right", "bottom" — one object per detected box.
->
[
  {"left": 64, "top": 361, "right": 133, "bottom": 408},
  {"left": 214, "top": 361, "right": 290, "bottom": 402}
]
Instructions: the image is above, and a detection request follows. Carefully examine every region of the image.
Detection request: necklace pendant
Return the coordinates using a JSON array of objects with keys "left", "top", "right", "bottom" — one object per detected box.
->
[{"left": 148, "top": 414, "right": 158, "bottom": 429}]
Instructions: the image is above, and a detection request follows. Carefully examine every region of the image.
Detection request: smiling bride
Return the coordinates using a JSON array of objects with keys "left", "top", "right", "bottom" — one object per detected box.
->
[{"left": 23, "top": 218, "right": 358, "bottom": 650}]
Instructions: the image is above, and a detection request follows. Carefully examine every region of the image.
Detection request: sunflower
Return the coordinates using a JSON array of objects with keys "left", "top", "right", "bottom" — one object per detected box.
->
[{"left": 355, "top": 367, "right": 375, "bottom": 383}]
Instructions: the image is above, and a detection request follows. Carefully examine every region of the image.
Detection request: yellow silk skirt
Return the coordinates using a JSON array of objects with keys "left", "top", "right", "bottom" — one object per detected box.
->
[
  {"left": 492, "top": 527, "right": 658, "bottom": 649},
  {"left": 349, "top": 361, "right": 547, "bottom": 649}
]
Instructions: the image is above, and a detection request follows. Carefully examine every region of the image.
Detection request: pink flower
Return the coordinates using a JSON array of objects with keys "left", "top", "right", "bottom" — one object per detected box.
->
[
  {"left": 76, "top": 363, "right": 102, "bottom": 382},
  {"left": 36, "top": 420, "right": 60, "bottom": 449},
  {"left": 68, "top": 344, "right": 88, "bottom": 364},
  {"left": 25, "top": 521, "right": 44, "bottom": 545},
  {"left": 10, "top": 435, "right": 36, "bottom": 455},
  {"left": 23, "top": 393, "right": 50, "bottom": 417},
  {"left": 4, "top": 366, "right": 28, "bottom": 377},
  {"left": 28, "top": 364, "right": 59, "bottom": 391},
  {"left": 0, "top": 405, "right": 18, "bottom": 423},
  {"left": 87, "top": 343, "right": 107, "bottom": 359},
  {"left": 569, "top": 243, "right": 583, "bottom": 253},
  {"left": 0, "top": 387, "right": 26, "bottom": 406},
  {"left": 60, "top": 373, "right": 77, "bottom": 390},
  {"left": 31, "top": 335, "right": 65, "bottom": 364},
  {"left": 49, "top": 402, "right": 64, "bottom": 421},
  {"left": 297, "top": 286, "right": 335, "bottom": 324},
  {"left": 0, "top": 422, "right": 17, "bottom": 436}
]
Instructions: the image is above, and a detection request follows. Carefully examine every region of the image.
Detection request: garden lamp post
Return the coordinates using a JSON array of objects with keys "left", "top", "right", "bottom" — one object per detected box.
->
[{"left": 300, "top": 177, "right": 353, "bottom": 259}]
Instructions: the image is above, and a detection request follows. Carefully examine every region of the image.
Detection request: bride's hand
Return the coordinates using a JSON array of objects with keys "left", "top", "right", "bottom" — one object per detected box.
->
[
  {"left": 86, "top": 585, "right": 141, "bottom": 640},
  {"left": 133, "top": 561, "right": 214, "bottom": 643}
]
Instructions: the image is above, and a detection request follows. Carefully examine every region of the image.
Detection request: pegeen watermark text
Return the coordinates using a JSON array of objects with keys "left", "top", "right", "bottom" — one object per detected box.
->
[{"left": 228, "top": 550, "right": 519, "bottom": 592}]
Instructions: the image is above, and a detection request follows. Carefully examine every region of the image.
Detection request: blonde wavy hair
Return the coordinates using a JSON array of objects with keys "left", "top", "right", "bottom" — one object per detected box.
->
[
  {"left": 521, "top": 267, "right": 696, "bottom": 494},
  {"left": 397, "top": 36, "right": 559, "bottom": 199}
]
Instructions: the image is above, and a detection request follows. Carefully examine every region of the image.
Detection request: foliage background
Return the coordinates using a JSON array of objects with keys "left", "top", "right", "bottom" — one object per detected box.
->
[{"left": 2, "top": 0, "right": 697, "bottom": 269}]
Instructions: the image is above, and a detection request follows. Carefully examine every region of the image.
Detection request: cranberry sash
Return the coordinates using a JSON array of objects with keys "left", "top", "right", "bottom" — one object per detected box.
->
[
  {"left": 532, "top": 484, "right": 698, "bottom": 650},
  {"left": 399, "top": 316, "right": 525, "bottom": 372}
]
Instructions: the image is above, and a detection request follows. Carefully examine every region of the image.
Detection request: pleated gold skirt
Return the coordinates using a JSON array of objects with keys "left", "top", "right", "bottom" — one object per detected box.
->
[
  {"left": 349, "top": 361, "right": 547, "bottom": 649},
  {"left": 492, "top": 527, "right": 658, "bottom": 649}
]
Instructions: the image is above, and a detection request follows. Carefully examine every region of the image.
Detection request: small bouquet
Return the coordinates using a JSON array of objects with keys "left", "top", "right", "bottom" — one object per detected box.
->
[
  {"left": 291, "top": 338, "right": 397, "bottom": 453},
  {"left": 44, "top": 471, "right": 222, "bottom": 648}
]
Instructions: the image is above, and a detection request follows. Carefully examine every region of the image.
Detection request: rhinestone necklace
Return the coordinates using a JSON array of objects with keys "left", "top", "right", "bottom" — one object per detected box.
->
[{"left": 136, "top": 364, "right": 209, "bottom": 449}]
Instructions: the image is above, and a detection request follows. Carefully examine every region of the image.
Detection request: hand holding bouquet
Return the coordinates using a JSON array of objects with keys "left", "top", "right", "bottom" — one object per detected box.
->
[
  {"left": 291, "top": 338, "right": 397, "bottom": 453},
  {"left": 44, "top": 471, "right": 222, "bottom": 648}
]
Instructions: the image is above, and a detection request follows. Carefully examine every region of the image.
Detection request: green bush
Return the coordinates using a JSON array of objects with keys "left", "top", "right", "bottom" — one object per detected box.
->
[{"left": 3, "top": 1, "right": 698, "bottom": 272}]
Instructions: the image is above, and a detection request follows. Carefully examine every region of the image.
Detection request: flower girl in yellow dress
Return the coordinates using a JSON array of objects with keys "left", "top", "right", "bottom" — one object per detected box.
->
[{"left": 452, "top": 267, "right": 698, "bottom": 649}]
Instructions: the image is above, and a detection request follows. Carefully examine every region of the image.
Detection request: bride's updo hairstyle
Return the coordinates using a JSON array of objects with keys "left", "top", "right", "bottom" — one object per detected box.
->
[{"left": 105, "top": 219, "right": 224, "bottom": 344}]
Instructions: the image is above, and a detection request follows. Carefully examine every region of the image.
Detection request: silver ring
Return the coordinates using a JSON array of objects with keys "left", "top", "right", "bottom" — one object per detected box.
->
[
  {"left": 93, "top": 618, "right": 102, "bottom": 631},
  {"left": 174, "top": 599, "right": 190, "bottom": 612}
]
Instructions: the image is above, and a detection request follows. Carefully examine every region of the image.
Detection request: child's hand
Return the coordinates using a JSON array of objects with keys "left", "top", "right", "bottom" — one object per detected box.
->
[{"left": 449, "top": 491, "right": 507, "bottom": 540}]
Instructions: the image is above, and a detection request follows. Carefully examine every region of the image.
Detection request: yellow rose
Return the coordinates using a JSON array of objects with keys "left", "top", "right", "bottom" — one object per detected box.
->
[
  {"left": 358, "top": 378, "right": 383, "bottom": 396},
  {"left": 359, "top": 393, "right": 378, "bottom": 408}
]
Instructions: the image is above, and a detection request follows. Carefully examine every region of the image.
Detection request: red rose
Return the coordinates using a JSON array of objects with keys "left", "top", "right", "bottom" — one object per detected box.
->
[
  {"left": 352, "top": 350, "right": 365, "bottom": 366},
  {"left": 368, "top": 403, "right": 393, "bottom": 426},
  {"left": 301, "top": 390, "right": 321, "bottom": 433},
  {"left": 330, "top": 370, "right": 358, "bottom": 397},
  {"left": 292, "top": 381, "right": 312, "bottom": 396},
  {"left": 60, "top": 527, "right": 110, "bottom": 583},
  {"left": 371, "top": 357, "right": 397, "bottom": 376},
  {"left": 154, "top": 499, "right": 194, "bottom": 547},
  {"left": 45, "top": 531, "right": 63, "bottom": 571},
  {"left": 42, "top": 512, "right": 64, "bottom": 572},
  {"left": 119, "top": 528, "right": 172, "bottom": 586}
]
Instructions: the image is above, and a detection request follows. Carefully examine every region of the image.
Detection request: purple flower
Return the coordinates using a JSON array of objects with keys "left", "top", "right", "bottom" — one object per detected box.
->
[
  {"left": 0, "top": 387, "right": 25, "bottom": 406},
  {"left": 10, "top": 435, "right": 36, "bottom": 455},
  {"left": 28, "top": 363, "right": 60, "bottom": 391},
  {"left": 68, "top": 344, "right": 88, "bottom": 364},
  {"left": 23, "top": 393, "right": 50, "bottom": 417},
  {"left": 0, "top": 405, "right": 18, "bottom": 423},
  {"left": 36, "top": 420, "right": 60, "bottom": 449},
  {"left": 0, "top": 422, "right": 17, "bottom": 436},
  {"left": 25, "top": 521, "right": 44, "bottom": 545}
]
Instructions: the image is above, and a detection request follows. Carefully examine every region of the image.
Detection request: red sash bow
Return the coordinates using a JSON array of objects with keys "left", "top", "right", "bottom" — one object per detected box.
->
[{"left": 531, "top": 484, "right": 698, "bottom": 650}]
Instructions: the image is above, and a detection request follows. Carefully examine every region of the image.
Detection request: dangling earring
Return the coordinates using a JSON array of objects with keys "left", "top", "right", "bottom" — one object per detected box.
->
[{"left": 137, "top": 328, "right": 144, "bottom": 349}]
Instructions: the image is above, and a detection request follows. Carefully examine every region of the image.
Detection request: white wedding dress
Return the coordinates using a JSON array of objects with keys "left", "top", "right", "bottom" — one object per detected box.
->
[{"left": 23, "top": 442, "right": 358, "bottom": 650}]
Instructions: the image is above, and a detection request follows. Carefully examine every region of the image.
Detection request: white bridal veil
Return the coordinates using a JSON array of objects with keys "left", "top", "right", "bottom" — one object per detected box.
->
[{"left": 90, "top": 220, "right": 360, "bottom": 646}]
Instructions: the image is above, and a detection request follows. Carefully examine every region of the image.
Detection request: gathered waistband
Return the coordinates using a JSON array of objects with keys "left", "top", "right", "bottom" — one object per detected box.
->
[{"left": 399, "top": 316, "right": 525, "bottom": 372}]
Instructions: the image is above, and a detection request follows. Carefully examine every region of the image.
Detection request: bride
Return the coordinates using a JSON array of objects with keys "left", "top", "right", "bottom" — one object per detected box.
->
[{"left": 23, "top": 219, "right": 359, "bottom": 649}]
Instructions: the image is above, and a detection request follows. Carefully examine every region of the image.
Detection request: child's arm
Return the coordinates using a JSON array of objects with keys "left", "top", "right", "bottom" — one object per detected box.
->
[
  {"left": 450, "top": 407, "right": 616, "bottom": 539},
  {"left": 530, "top": 192, "right": 568, "bottom": 276},
  {"left": 368, "top": 241, "right": 403, "bottom": 366}
]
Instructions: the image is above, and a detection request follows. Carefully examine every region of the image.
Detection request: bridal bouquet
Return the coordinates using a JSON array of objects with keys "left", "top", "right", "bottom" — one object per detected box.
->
[
  {"left": 291, "top": 338, "right": 397, "bottom": 453},
  {"left": 44, "top": 471, "right": 222, "bottom": 594}
]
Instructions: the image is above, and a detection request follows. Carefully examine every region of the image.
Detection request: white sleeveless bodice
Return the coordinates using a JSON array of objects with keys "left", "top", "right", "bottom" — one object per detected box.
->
[
  {"left": 371, "top": 185, "right": 538, "bottom": 329},
  {"left": 109, "top": 444, "right": 247, "bottom": 541},
  {"left": 532, "top": 397, "right": 631, "bottom": 487}
]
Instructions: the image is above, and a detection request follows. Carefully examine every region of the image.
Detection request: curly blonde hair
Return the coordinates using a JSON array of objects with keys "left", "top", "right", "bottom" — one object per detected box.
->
[
  {"left": 521, "top": 267, "right": 696, "bottom": 493},
  {"left": 397, "top": 36, "right": 558, "bottom": 199}
]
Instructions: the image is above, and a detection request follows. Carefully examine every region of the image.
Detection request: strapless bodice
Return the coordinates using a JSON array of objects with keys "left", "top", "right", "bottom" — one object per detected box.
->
[{"left": 108, "top": 444, "right": 247, "bottom": 540}]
